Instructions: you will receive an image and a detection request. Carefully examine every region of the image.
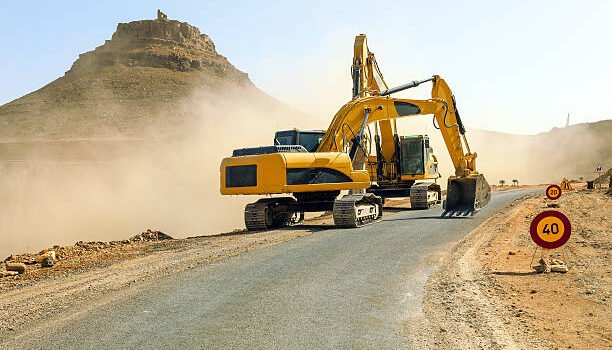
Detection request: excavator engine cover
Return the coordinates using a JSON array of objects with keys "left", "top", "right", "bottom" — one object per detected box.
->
[{"left": 442, "top": 174, "right": 490, "bottom": 217}]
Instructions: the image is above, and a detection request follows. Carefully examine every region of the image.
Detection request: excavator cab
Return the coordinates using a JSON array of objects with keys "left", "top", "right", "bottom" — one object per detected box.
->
[
  {"left": 368, "top": 134, "right": 441, "bottom": 208},
  {"left": 398, "top": 135, "right": 438, "bottom": 176},
  {"left": 274, "top": 130, "right": 326, "bottom": 152}
]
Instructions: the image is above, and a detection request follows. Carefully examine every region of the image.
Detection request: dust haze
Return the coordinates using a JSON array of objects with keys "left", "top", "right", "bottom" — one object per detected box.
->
[
  {"left": 0, "top": 86, "right": 322, "bottom": 258},
  {"left": 1, "top": 84, "right": 609, "bottom": 258},
  {"left": 395, "top": 117, "right": 610, "bottom": 187}
]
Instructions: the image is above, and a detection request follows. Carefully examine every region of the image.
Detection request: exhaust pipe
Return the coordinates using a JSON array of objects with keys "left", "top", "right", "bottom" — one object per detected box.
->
[{"left": 442, "top": 174, "right": 491, "bottom": 217}]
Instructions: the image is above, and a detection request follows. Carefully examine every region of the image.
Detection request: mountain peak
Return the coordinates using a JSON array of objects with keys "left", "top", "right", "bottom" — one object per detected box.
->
[
  {"left": 68, "top": 14, "right": 241, "bottom": 79},
  {"left": 0, "top": 14, "right": 264, "bottom": 140}
]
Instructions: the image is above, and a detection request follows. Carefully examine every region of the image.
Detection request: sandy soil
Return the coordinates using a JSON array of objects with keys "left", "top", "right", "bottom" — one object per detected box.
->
[{"left": 416, "top": 186, "right": 611, "bottom": 349}]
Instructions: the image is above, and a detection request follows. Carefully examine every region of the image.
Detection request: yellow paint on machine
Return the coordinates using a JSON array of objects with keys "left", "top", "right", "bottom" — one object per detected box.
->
[{"left": 220, "top": 152, "right": 370, "bottom": 195}]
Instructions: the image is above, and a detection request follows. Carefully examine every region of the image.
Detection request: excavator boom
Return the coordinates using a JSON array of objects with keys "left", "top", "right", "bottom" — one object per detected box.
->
[{"left": 317, "top": 75, "right": 490, "bottom": 215}]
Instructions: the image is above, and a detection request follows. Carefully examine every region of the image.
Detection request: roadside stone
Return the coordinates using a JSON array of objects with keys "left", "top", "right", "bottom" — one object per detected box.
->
[
  {"left": 41, "top": 257, "right": 54, "bottom": 268},
  {"left": 0, "top": 271, "right": 19, "bottom": 278},
  {"left": 5, "top": 262, "right": 26, "bottom": 274},
  {"left": 533, "top": 258, "right": 549, "bottom": 273},
  {"left": 550, "top": 265, "right": 568, "bottom": 273}
]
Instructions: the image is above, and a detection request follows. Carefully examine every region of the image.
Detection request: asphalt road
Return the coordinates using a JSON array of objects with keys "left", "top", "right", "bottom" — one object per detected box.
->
[{"left": 12, "top": 189, "right": 538, "bottom": 350}]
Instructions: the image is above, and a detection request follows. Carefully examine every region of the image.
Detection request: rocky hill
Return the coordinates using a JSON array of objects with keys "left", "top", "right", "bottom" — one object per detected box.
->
[
  {"left": 0, "top": 12, "right": 271, "bottom": 141},
  {"left": 468, "top": 119, "right": 612, "bottom": 185}
]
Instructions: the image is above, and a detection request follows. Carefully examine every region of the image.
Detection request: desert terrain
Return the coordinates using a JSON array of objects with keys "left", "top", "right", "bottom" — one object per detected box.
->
[
  {"left": 412, "top": 186, "right": 610, "bottom": 349},
  {"left": 0, "top": 11, "right": 610, "bottom": 349}
]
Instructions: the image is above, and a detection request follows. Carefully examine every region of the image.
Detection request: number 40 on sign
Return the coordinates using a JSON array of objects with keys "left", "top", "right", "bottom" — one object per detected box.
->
[{"left": 530, "top": 210, "right": 572, "bottom": 249}]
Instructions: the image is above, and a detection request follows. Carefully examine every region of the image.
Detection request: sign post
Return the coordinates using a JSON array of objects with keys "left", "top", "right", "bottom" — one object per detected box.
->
[
  {"left": 560, "top": 178, "right": 573, "bottom": 191},
  {"left": 595, "top": 164, "right": 604, "bottom": 189},
  {"left": 530, "top": 188, "right": 572, "bottom": 272}
]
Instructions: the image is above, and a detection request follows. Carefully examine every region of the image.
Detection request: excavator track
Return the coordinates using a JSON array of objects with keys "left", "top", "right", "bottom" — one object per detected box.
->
[
  {"left": 333, "top": 193, "right": 383, "bottom": 228},
  {"left": 244, "top": 198, "right": 302, "bottom": 231},
  {"left": 244, "top": 201, "right": 271, "bottom": 231},
  {"left": 409, "top": 183, "right": 441, "bottom": 209}
]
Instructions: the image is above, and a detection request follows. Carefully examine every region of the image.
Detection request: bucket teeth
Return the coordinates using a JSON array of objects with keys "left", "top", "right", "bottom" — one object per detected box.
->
[{"left": 441, "top": 207, "right": 476, "bottom": 218}]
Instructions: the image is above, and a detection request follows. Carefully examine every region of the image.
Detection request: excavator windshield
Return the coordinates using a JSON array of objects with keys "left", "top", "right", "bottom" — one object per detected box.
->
[
  {"left": 399, "top": 136, "right": 425, "bottom": 175},
  {"left": 274, "top": 130, "right": 326, "bottom": 152}
]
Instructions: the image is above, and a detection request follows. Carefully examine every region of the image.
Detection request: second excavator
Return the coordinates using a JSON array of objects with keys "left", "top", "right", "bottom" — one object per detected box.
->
[{"left": 220, "top": 34, "right": 491, "bottom": 230}]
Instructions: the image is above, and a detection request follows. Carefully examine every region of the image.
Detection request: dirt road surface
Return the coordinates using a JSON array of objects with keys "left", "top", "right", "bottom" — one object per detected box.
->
[
  {"left": 417, "top": 187, "right": 611, "bottom": 350},
  {"left": 0, "top": 189, "right": 537, "bottom": 349}
]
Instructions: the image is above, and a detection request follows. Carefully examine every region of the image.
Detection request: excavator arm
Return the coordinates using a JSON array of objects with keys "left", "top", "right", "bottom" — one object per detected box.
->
[
  {"left": 352, "top": 34, "right": 388, "bottom": 98},
  {"left": 317, "top": 75, "right": 490, "bottom": 215},
  {"left": 351, "top": 35, "right": 397, "bottom": 168},
  {"left": 430, "top": 76, "right": 477, "bottom": 176}
]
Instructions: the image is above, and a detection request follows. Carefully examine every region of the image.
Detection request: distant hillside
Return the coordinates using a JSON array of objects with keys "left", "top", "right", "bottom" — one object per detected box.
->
[
  {"left": 469, "top": 120, "right": 612, "bottom": 185},
  {"left": 0, "top": 13, "right": 283, "bottom": 141}
]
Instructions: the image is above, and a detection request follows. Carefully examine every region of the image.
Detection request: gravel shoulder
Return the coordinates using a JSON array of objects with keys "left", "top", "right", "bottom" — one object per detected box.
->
[
  {"left": 0, "top": 187, "right": 545, "bottom": 348},
  {"left": 413, "top": 187, "right": 611, "bottom": 349},
  {"left": 0, "top": 225, "right": 329, "bottom": 339}
]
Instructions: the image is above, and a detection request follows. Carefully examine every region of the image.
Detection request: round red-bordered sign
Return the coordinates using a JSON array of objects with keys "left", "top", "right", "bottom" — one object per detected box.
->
[
  {"left": 545, "top": 184, "right": 562, "bottom": 200},
  {"left": 530, "top": 210, "right": 571, "bottom": 249}
]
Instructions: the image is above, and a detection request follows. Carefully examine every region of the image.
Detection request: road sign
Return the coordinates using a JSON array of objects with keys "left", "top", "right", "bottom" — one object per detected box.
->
[
  {"left": 560, "top": 178, "right": 573, "bottom": 191},
  {"left": 595, "top": 164, "right": 605, "bottom": 189},
  {"left": 545, "top": 184, "right": 562, "bottom": 200},
  {"left": 530, "top": 210, "right": 572, "bottom": 249}
]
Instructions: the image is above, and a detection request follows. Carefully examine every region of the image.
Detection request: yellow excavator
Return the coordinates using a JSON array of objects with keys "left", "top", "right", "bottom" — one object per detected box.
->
[{"left": 220, "top": 34, "right": 490, "bottom": 230}]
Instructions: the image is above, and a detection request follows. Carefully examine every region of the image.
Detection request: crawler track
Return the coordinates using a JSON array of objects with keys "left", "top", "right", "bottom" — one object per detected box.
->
[
  {"left": 244, "top": 200, "right": 271, "bottom": 231},
  {"left": 333, "top": 193, "right": 383, "bottom": 228},
  {"left": 410, "top": 183, "right": 441, "bottom": 209},
  {"left": 244, "top": 198, "right": 303, "bottom": 231}
]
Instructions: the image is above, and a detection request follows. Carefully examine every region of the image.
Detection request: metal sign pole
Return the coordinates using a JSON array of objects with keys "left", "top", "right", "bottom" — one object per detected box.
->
[{"left": 596, "top": 164, "right": 604, "bottom": 189}]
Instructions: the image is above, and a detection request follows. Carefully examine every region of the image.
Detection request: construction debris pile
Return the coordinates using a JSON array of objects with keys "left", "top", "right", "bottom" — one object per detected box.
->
[
  {"left": 129, "top": 229, "right": 174, "bottom": 242},
  {"left": 1, "top": 230, "right": 173, "bottom": 279},
  {"left": 532, "top": 258, "right": 569, "bottom": 273}
]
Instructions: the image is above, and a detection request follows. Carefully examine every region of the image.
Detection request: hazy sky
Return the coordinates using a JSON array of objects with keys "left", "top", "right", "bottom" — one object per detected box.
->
[{"left": 1, "top": 0, "right": 610, "bottom": 134}]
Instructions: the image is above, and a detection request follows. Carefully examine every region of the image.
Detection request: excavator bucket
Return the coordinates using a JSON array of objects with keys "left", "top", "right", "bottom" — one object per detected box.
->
[{"left": 442, "top": 174, "right": 491, "bottom": 217}]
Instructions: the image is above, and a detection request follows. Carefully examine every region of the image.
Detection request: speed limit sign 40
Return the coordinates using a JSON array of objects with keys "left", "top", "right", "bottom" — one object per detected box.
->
[
  {"left": 546, "top": 184, "right": 562, "bottom": 200},
  {"left": 530, "top": 210, "right": 571, "bottom": 249}
]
